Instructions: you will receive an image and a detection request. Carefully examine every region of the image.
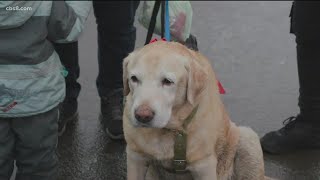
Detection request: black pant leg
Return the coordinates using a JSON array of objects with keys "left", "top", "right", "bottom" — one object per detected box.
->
[
  {"left": 13, "top": 107, "right": 59, "bottom": 180},
  {"left": 53, "top": 42, "right": 81, "bottom": 100},
  {"left": 291, "top": 1, "right": 320, "bottom": 121},
  {"left": 93, "top": 1, "right": 140, "bottom": 97},
  {"left": 0, "top": 118, "right": 14, "bottom": 179}
]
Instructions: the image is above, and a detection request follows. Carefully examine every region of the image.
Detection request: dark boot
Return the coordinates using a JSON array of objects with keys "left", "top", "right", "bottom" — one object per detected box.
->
[
  {"left": 58, "top": 98, "right": 79, "bottom": 136},
  {"left": 261, "top": 43, "right": 320, "bottom": 154},
  {"left": 100, "top": 88, "right": 124, "bottom": 140},
  {"left": 261, "top": 2, "right": 320, "bottom": 154},
  {"left": 261, "top": 115, "right": 320, "bottom": 154},
  {"left": 260, "top": 43, "right": 320, "bottom": 154}
]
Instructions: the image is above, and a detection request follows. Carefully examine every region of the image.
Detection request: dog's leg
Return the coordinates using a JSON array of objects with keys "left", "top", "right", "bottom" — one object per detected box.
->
[
  {"left": 232, "top": 127, "right": 265, "bottom": 180},
  {"left": 188, "top": 155, "right": 218, "bottom": 180},
  {"left": 127, "top": 147, "right": 149, "bottom": 180}
]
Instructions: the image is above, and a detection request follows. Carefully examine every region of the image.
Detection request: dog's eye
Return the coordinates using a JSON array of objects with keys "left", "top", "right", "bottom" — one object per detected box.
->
[
  {"left": 162, "top": 78, "right": 173, "bottom": 86},
  {"left": 131, "top": 75, "right": 139, "bottom": 83}
]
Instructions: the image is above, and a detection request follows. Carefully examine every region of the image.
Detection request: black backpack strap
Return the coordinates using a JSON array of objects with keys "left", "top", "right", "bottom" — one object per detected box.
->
[{"left": 145, "top": 0, "right": 164, "bottom": 45}]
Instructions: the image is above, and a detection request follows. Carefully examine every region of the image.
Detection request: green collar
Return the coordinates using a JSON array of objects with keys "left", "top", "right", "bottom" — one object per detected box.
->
[{"left": 171, "top": 105, "right": 199, "bottom": 173}]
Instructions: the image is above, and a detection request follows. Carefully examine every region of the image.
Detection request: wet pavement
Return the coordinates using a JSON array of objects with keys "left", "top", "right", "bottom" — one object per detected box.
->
[{"left": 56, "top": 2, "right": 320, "bottom": 180}]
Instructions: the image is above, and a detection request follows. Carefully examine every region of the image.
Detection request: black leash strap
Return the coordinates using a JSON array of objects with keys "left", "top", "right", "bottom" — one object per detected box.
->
[
  {"left": 161, "top": 0, "right": 165, "bottom": 38},
  {"left": 145, "top": 0, "right": 165, "bottom": 45}
]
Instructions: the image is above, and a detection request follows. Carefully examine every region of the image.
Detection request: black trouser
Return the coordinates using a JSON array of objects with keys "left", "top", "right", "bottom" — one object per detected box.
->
[
  {"left": 0, "top": 107, "right": 58, "bottom": 180},
  {"left": 54, "top": 1, "right": 140, "bottom": 100},
  {"left": 290, "top": 1, "right": 320, "bottom": 121},
  {"left": 93, "top": 1, "right": 140, "bottom": 97},
  {"left": 53, "top": 42, "right": 80, "bottom": 101}
]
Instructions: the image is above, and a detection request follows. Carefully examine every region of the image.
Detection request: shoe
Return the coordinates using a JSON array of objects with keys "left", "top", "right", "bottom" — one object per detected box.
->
[
  {"left": 260, "top": 114, "right": 320, "bottom": 154},
  {"left": 58, "top": 98, "right": 79, "bottom": 136},
  {"left": 100, "top": 88, "right": 125, "bottom": 140}
]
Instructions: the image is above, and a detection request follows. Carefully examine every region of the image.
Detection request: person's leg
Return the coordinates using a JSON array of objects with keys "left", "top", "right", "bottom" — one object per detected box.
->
[
  {"left": 0, "top": 118, "right": 15, "bottom": 180},
  {"left": 13, "top": 107, "right": 59, "bottom": 180},
  {"left": 93, "top": 1, "right": 140, "bottom": 140},
  {"left": 294, "top": 2, "right": 320, "bottom": 121},
  {"left": 261, "top": 1, "right": 320, "bottom": 154},
  {"left": 53, "top": 42, "right": 80, "bottom": 136}
]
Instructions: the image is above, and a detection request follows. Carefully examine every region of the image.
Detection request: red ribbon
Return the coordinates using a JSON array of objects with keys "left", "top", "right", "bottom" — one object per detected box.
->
[
  {"left": 217, "top": 81, "right": 226, "bottom": 94},
  {"left": 150, "top": 38, "right": 167, "bottom": 43}
]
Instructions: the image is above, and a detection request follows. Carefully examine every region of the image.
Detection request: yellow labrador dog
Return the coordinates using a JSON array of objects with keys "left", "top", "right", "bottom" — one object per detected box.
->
[{"left": 123, "top": 41, "right": 265, "bottom": 180}]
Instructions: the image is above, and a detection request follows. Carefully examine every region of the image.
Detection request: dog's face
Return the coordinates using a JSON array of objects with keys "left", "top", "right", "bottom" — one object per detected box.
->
[{"left": 123, "top": 42, "right": 207, "bottom": 128}]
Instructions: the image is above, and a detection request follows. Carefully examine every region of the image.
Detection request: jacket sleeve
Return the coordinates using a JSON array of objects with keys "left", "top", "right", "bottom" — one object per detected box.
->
[{"left": 47, "top": 1, "right": 92, "bottom": 43}]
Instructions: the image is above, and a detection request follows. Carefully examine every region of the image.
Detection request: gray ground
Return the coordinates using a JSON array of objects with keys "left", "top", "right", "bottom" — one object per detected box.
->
[{"left": 55, "top": 2, "right": 320, "bottom": 180}]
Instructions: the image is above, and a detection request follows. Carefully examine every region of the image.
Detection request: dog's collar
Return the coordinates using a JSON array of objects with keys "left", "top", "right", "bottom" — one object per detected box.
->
[{"left": 166, "top": 105, "right": 199, "bottom": 173}]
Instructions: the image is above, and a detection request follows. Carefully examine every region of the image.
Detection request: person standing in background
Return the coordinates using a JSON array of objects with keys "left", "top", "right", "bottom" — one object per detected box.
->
[
  {"left": 55, "top": 1, "right": 140, "bottom": 140},
  {"left": 261, "top": 1, "right": 320, "bottom": 154}
]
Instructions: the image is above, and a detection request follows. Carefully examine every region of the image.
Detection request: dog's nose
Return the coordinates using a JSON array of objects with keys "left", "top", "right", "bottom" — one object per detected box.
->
[{"left": 134, "top": 105, "right": 155, "bottom": 123}]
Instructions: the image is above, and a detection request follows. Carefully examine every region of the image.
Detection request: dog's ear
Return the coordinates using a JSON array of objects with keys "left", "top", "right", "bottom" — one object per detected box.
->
[
  {"left": 123, "top": 52, "right": 134, "bottom": 96},
  {"left": 186, "top": 58, "right": 208, "bottom": 105},
  {"left": 123, "top": 49, "right": 142, "bottom": 96}
]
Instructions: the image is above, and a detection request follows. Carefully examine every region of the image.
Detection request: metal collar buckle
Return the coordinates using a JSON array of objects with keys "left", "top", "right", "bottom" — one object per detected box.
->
[{"left": 173, "top": 159, "right": 188, "bottom": 173}]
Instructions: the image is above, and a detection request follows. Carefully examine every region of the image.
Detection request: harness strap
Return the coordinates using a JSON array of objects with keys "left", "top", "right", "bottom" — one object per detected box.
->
[
  {"left": 173, "top": 131, "right": 187, "bottom": 172},
  {"left": 182, "top": 105, "right": 199, "bottom": 130},
  {"left": 172, "top": 105, "right": 199, "bottom": 172}
]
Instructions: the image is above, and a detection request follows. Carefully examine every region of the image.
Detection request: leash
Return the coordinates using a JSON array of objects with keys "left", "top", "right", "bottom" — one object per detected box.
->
[
  {"left": 161, "top": 0, "right": 165, "bottom": 38},
  {"left": 164, "top": 0, "right": 171, "bottom": 41},
  {"left": 145, "top": 0, "right": 165, "bottom": 45},
  {"left": 145, "top": 0, "right": 170, "bottom": 45}
]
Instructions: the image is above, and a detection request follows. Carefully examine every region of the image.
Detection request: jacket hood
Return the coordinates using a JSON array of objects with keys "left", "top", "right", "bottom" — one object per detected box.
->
[{"left": 0, "top": 1, "right": 41, "bottom": 29}]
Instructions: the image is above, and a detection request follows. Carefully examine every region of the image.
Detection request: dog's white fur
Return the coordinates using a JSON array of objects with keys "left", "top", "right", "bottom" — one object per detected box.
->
[{"left": 123, "top": 41, "right": 266, "bottom": 180}]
